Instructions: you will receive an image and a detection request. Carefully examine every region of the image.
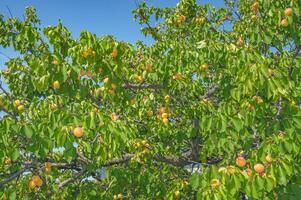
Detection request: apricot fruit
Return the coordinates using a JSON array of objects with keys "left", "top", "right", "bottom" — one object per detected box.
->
[
  {"left": 254, "top": 163, "right": 265, "bottom": 174},
  {"left": 236, "top": 156, "right": 247, "bottom": 167},
  {"left": 73, "top": 127, "right": 84, "bottom": 138},
  {"left": 284, "top": 8, "right": 293, "bottom": 16},
  {"left": 53, "top": 80, "right": 60, "bottom": 89}
]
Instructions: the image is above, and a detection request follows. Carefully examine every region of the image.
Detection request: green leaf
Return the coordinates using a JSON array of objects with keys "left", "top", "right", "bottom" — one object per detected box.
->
[
  {"left": 266, "top": 177, "right": 275, "bottom": 192},
  {"left": 11, "top": 149, "right": 20, "bottom": 161},
  {"left": 24, "top": 125, "right": 33, "bottom": 138},
  {"left": 231, "top": 117, "right": 243, "bottom": 132},
  {"left": 8, "top": 191, "right": 16, "bottom": 200},
  {"left": 278, "top": 167, "right": 287, "bottom": 186},
  {"left": 189, "top": 174, "right": 200, "bottom": 190}
]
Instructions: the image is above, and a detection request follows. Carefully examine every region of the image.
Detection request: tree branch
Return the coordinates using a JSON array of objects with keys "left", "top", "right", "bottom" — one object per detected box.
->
[
  {"left": 58, "top": 169, "right": 86, "bottom": 189},
  {"left": 103, "top": 154, "right": 134, "bottom": 167},
  {"left": 0, "top": 168, "right": 28, "bottom": 187},
  {"left": 122, "top": 83, "right": 164, "bottom": 90},
  {"left": 154, "top": 155, "right": 190, "bottom": 167},
  {"left": 190, "top": 119, "right": 200, "bottom": 162},
  {"left": 199, "top": 85, "right": 219, "bottom": 100}
]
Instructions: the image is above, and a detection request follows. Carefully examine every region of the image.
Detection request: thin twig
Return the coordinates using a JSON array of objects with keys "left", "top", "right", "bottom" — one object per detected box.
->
[
  {"left": 58, "top": 170, "right": 86, "bottom": 189},
  {"left": 5, "top": 5, "right": 13, "bottom": 18},
  {"left": 122, "top": 83, "right": 164, "bottom": 90}
]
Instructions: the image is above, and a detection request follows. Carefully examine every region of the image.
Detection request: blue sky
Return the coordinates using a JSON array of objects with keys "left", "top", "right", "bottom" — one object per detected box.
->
[{"left": 0, "top": 0, "right": 225, "bottom": 67}]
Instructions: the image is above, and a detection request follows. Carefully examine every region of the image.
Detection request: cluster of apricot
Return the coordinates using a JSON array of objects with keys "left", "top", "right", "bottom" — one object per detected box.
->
[
  {"left": 281, "top": 8, "right": 293, "bottom": 27},
  {"left": 252, "top": 95, "right": 263, "bottom": 104},
  {"left": 235, "top": 153, "right": 273, "bottom": 176},
  {"left": 82, "top": 48, "right": 96, "bottom": 58},
  {"left": 130, "top": 140, "right": 151, "bottom": 164},
  {"left": 250, "top": 2, "right": 259, "bottom": 21},
  {"left": 97, "top": 77, "right": 117, "bottom": 96},
  {"left": 79, "top": 69, "right": 93, "bottom": 79},
  {"left": 14, "top": 99, "right": 24, "bottom": 111},
  {"left": 132, "top": 140, "right": 150, "bottom": 150},
  {"left": 113, "top": 193, "right": 123, "bottom": 200},
  {"left": 158, "top": 106, "right": 169, "bottom": 124}
]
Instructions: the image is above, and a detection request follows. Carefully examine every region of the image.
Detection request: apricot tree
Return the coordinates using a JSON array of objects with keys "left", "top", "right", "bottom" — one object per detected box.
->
[{"left": 0, "top": 0, "right": 301, "bottom": 199}]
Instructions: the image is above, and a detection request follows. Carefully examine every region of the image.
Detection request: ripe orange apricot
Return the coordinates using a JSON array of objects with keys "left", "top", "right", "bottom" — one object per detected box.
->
[
  {"left": 284, "top": 8, "right": 293, "bottom": 16},
  {"left": 236, "top": 156, "right": 247, "bottom": 167},
  {"left": 111, "top": 49, "right": 118, "bottom": 58},
  {"left": 52, "top": 60, "right": 59, "bottom": 65},
  {"left": 254, "top": 163, "right": 265, "bottom": 174},
  {"left": 265, "top": 154, "right": 273, "bottom": 163},
  {"left": 281, "top": 18, "right": 289, "bottom": 27},
  {"left": 53, "top": 80, "right": 60, "bottom": 89},
  {"left": 159, "top": 107, "right": 165, "bottom": 114},
  {"left": 110, "top": 112, "right": 119, "bottom": 121},
  {"left": 32, "top": 175, "right": 43, "bottom": 187},
  {"left": 73, "top": 127, "right": 84, "bottom": 138}
]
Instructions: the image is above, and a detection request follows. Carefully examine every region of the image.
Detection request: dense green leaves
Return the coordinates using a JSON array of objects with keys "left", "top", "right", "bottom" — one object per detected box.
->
[{"left": 0, "top": 0, "right": 301, "bottom": 199}]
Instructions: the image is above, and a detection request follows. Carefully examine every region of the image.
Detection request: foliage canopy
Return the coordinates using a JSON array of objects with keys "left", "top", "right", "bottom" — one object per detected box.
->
[{"left": 0, "top": 0, "right": 301, "bottom": 199}]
